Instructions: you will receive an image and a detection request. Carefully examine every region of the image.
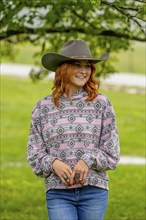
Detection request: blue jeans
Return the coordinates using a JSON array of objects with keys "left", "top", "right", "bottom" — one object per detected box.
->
[{"left": 46, "top": 185, "right": 108, "bottom": 220}]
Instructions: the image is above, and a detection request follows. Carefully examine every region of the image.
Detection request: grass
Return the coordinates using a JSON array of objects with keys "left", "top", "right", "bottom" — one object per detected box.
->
[
  {"left": 1, "top": 76, "right": 145, "bottom": 220},
  {"left": 112, "top": 41, "right": 145, "bottom": 74},
  {"left": 1, "top": 165, "right": 145, "bottom": 220},
  {"left": 105, "top": 165, "right": 145, "bottom": 220},
  {"left": 101, "top": 88, "right": 145, "bottom": 156},
  {"left": 1, "top": 42, "right": 41, "bottom": 65},
  {"left": 1, "top": 41, "right": 145, "bottom": 74}
]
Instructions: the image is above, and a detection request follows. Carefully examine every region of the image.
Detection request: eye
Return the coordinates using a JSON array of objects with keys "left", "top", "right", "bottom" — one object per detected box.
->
[
  {"left": 85, "top": 64, "right": 91, "bottom": 68},
  {"left": 74, "top": 63, "right": 81, "bottom": 67}
]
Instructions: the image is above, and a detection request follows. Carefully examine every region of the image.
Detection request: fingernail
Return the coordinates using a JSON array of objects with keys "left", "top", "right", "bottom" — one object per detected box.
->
[{"left": 68, "top": 184, "right": 72, "bottom": 187}]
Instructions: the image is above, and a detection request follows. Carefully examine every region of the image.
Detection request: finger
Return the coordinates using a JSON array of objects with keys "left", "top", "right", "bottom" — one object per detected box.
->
[
  {"left": 74, "top": 172, "right": 82, "bottom": 184},
  {"left": 60, "top": 175, "right": 67, "bottom": 185},
  {"left": 61, "top": 171, "right": 70, "bottom": 184},
  {"left": 64, "top": 176, "right": 70, "bottom": 185},
  {"left": 74, "top": 172, "right": 80, "bottom": 180},
  {"left": 79, "top": 172, "right": 83, "bottom": 182},
  {"left": 68, "top": 167, "right": 73, "bottom": 175},
  {"left": 69, "top": 170, "right": 76, "bottom": 185},
  {"left": 62, "top": 169, "right": 72, "bottom": 185},
  {"left": 66, "top": 168, "right": 72, "bottom": 179},
  {"left": 64, "top": 176, "right": 70, "bottom": 182},
  {"left": 59, "top": 171, "right": 69, "bottom": 184},
  {"left": 64, "top": 168, "right": 73, "bottom": 184},
  {"left": 81, "top": 171, "right": 88, "bottom": 185}
]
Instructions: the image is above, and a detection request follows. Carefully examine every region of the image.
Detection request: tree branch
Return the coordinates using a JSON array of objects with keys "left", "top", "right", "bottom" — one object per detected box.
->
[
  {"left": 109, "top": 5, "right": 138, "bottom": 11},
  {"left": 0, "top": 3, "right": 24, "bottom": 28},
  {"left": 0, "top": 27, "right": 145, "bottom": 42},
  {"left": 99, "top": 30, "right": 145, "bottom": 41},
  {"left": 101, "top": 1, "right": 145, "bottom": 34},
  {"left": 135, "top": 0, "right": 146, "bottom": 3},
  {"left": 0, "top": 27, "right": 86, "bottom": 40},
  {"left": 71, "top": 9, "right": 97, "bottom": 29}
]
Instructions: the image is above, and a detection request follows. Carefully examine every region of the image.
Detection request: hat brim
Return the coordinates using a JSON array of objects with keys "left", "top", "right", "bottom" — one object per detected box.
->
[{"left": 42, "top": 52, "right": 109, "bottom": 72}]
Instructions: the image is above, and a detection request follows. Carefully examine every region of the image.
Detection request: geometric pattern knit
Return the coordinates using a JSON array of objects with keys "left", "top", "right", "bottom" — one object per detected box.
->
[{"left": 27, "top": 89, "right": 120, "bottom": 191}]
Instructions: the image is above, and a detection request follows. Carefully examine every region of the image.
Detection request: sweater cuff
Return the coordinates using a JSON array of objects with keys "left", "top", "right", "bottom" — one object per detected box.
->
[
  {"left": 42, "top": 156, "right": 58, "bottom": 173},
  {"left": 81, "top": 153, "right": 93, "bottom": 168},
  {"left": 50, "top": 157, "right": 58, "bottom": 173}
]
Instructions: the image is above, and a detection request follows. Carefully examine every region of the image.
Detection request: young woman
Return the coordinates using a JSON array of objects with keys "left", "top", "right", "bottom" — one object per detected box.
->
[{"left": 27, "top": 39, "right": 120, "bottom": 220}]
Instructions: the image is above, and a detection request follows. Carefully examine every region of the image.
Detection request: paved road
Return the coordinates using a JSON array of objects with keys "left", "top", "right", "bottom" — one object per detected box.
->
[
  {"left": 1, "top": 63, "right": 145, "bottom": 88},
  {"left": 119, "top": 156, "right": 145, "bottom": 165}
]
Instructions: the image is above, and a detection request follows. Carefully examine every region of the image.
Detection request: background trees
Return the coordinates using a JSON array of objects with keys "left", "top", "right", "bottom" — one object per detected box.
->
[{"left": 1, "top": 0, "right": 145, "bottom": 78}]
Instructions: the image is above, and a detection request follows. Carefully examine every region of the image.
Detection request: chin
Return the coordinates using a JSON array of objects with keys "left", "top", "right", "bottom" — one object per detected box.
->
[
  {"left": 76, "top": 83, "right": 86, "bottom": 87},
  {"left": 76, "top": 81, "right": 87, "bottom": 86}
]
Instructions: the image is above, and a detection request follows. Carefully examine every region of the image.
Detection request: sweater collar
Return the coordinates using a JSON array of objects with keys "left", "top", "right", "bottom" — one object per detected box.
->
[{"left": 62, "top": 88, "right": 88, "bottom": 100}]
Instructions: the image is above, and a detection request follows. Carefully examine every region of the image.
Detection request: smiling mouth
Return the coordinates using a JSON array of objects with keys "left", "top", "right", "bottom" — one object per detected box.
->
[{"left": 75, "top": 74, "right": 86, "bottom": 79}]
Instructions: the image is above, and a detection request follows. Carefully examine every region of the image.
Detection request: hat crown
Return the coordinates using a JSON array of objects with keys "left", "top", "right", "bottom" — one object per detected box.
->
[
  {"left": 42, "top": 39, "right": 109, "bottom": 71},
  {"left": 61, "top": 40, "right": 92, "bottom": 58}
]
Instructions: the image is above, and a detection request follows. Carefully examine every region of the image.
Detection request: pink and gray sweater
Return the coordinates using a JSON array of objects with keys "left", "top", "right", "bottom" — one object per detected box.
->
[{"left": 27, "top": 89, "right": 120, "bottom": 191}]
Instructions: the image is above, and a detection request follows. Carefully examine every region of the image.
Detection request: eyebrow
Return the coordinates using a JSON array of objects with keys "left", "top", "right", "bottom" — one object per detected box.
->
[{"left": 74, "top": 61, "right": 91, "bottom": 64}]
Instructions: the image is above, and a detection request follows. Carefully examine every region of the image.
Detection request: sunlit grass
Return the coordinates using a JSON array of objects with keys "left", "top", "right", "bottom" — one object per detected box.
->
[
  {"left": 1, "top": 164, "right": 145, "bottom": 220},
  {"left": 112, "top": 41, "right": 145, "bottom": 74}
]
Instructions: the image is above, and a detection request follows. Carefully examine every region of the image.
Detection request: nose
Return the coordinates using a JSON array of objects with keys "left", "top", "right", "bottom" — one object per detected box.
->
[{"left": 80, "top": 66, "right": 86, "bottom": 73}]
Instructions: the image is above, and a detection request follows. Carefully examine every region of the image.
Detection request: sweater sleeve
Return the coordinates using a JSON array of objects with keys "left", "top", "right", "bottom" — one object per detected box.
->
[
  {"left": 27, "top": 102, "right": 57, "bottom": 178},
  {"left": 81, "top": 97, "right": 120, "bottom": 171}
]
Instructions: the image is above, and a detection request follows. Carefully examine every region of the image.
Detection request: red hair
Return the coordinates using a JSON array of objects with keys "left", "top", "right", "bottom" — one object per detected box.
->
[{"left": 52, "top": 62, "right": 99, "bottom": 107}]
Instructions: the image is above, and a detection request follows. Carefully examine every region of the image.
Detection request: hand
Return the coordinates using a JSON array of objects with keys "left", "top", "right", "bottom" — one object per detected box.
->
[
  {"left": 52, "top": 159, "right": 72, "bottom": 185},
  {"left": 70, "top": 160, "right": 89, "bottom": 186}
]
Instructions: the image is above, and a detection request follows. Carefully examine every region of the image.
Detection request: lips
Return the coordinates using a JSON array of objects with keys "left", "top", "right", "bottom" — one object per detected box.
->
[{"left": 75, "top": 74, "right": 86, "bottom": 79}]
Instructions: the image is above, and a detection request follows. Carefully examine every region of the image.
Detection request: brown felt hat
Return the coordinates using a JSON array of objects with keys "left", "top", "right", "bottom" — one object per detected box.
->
[{"left": 42, "top": 39, "right": 109, "bottom": 72}]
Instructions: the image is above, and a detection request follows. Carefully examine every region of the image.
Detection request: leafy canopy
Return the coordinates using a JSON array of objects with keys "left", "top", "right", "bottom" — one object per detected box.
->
[{"left": 1, "top": 0, "right": 146, "bottom": 79}]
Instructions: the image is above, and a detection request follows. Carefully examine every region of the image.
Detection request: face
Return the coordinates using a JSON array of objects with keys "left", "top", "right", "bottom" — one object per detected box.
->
[{"left": 68, "top": 60, "right": 92, "bottom": 93}]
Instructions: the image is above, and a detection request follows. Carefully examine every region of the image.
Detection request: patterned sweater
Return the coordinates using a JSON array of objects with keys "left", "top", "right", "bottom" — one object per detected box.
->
[{"left": 27, "top": 89, "right": 120, "bottom": 191}]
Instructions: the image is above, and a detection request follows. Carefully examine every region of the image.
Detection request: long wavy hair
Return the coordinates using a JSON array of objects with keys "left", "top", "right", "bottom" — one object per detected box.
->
[{"left": 52, "top": 62, "right": 100, "bottom": 107}]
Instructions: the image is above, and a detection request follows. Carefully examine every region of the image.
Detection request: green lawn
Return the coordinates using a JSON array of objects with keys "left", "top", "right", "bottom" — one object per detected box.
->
[
  {"left": 1, "top": 165, "right": 145, "bottom": 220},
  {"left": 1, "top": 41, "right": 145, "bottom": 74},
  {"left": 1, "top": 76, "right": 145, "bottom": 220},
  {"left": 101, "top": 88, "right": 145, "bottom": 157},
  {"left": 112, "top": 41, "right": 145, "bottom": 74},
  {"left": 1, "top": 42, "right": 41, "bottom": 65}
]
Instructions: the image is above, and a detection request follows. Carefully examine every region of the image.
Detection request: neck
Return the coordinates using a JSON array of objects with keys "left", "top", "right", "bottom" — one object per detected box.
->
[{"left": 70, "top": 86, "right": 83, "bottom": 95}]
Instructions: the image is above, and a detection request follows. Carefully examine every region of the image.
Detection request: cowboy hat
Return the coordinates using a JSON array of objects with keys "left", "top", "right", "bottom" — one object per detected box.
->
[{"left": 42, "top": 39, "right": 109, "bottom": 72}]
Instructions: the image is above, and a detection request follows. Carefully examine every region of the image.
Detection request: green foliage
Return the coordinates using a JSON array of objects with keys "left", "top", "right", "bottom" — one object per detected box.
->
[
  {"left": 73, "top": 0, "right": 101, "bottom": 6},
  {"left": 1, "top": 0, "right": 146, "bottom": 79},
  {"left": 1, "top": 76, "right": 145, "bottom": 219}
]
